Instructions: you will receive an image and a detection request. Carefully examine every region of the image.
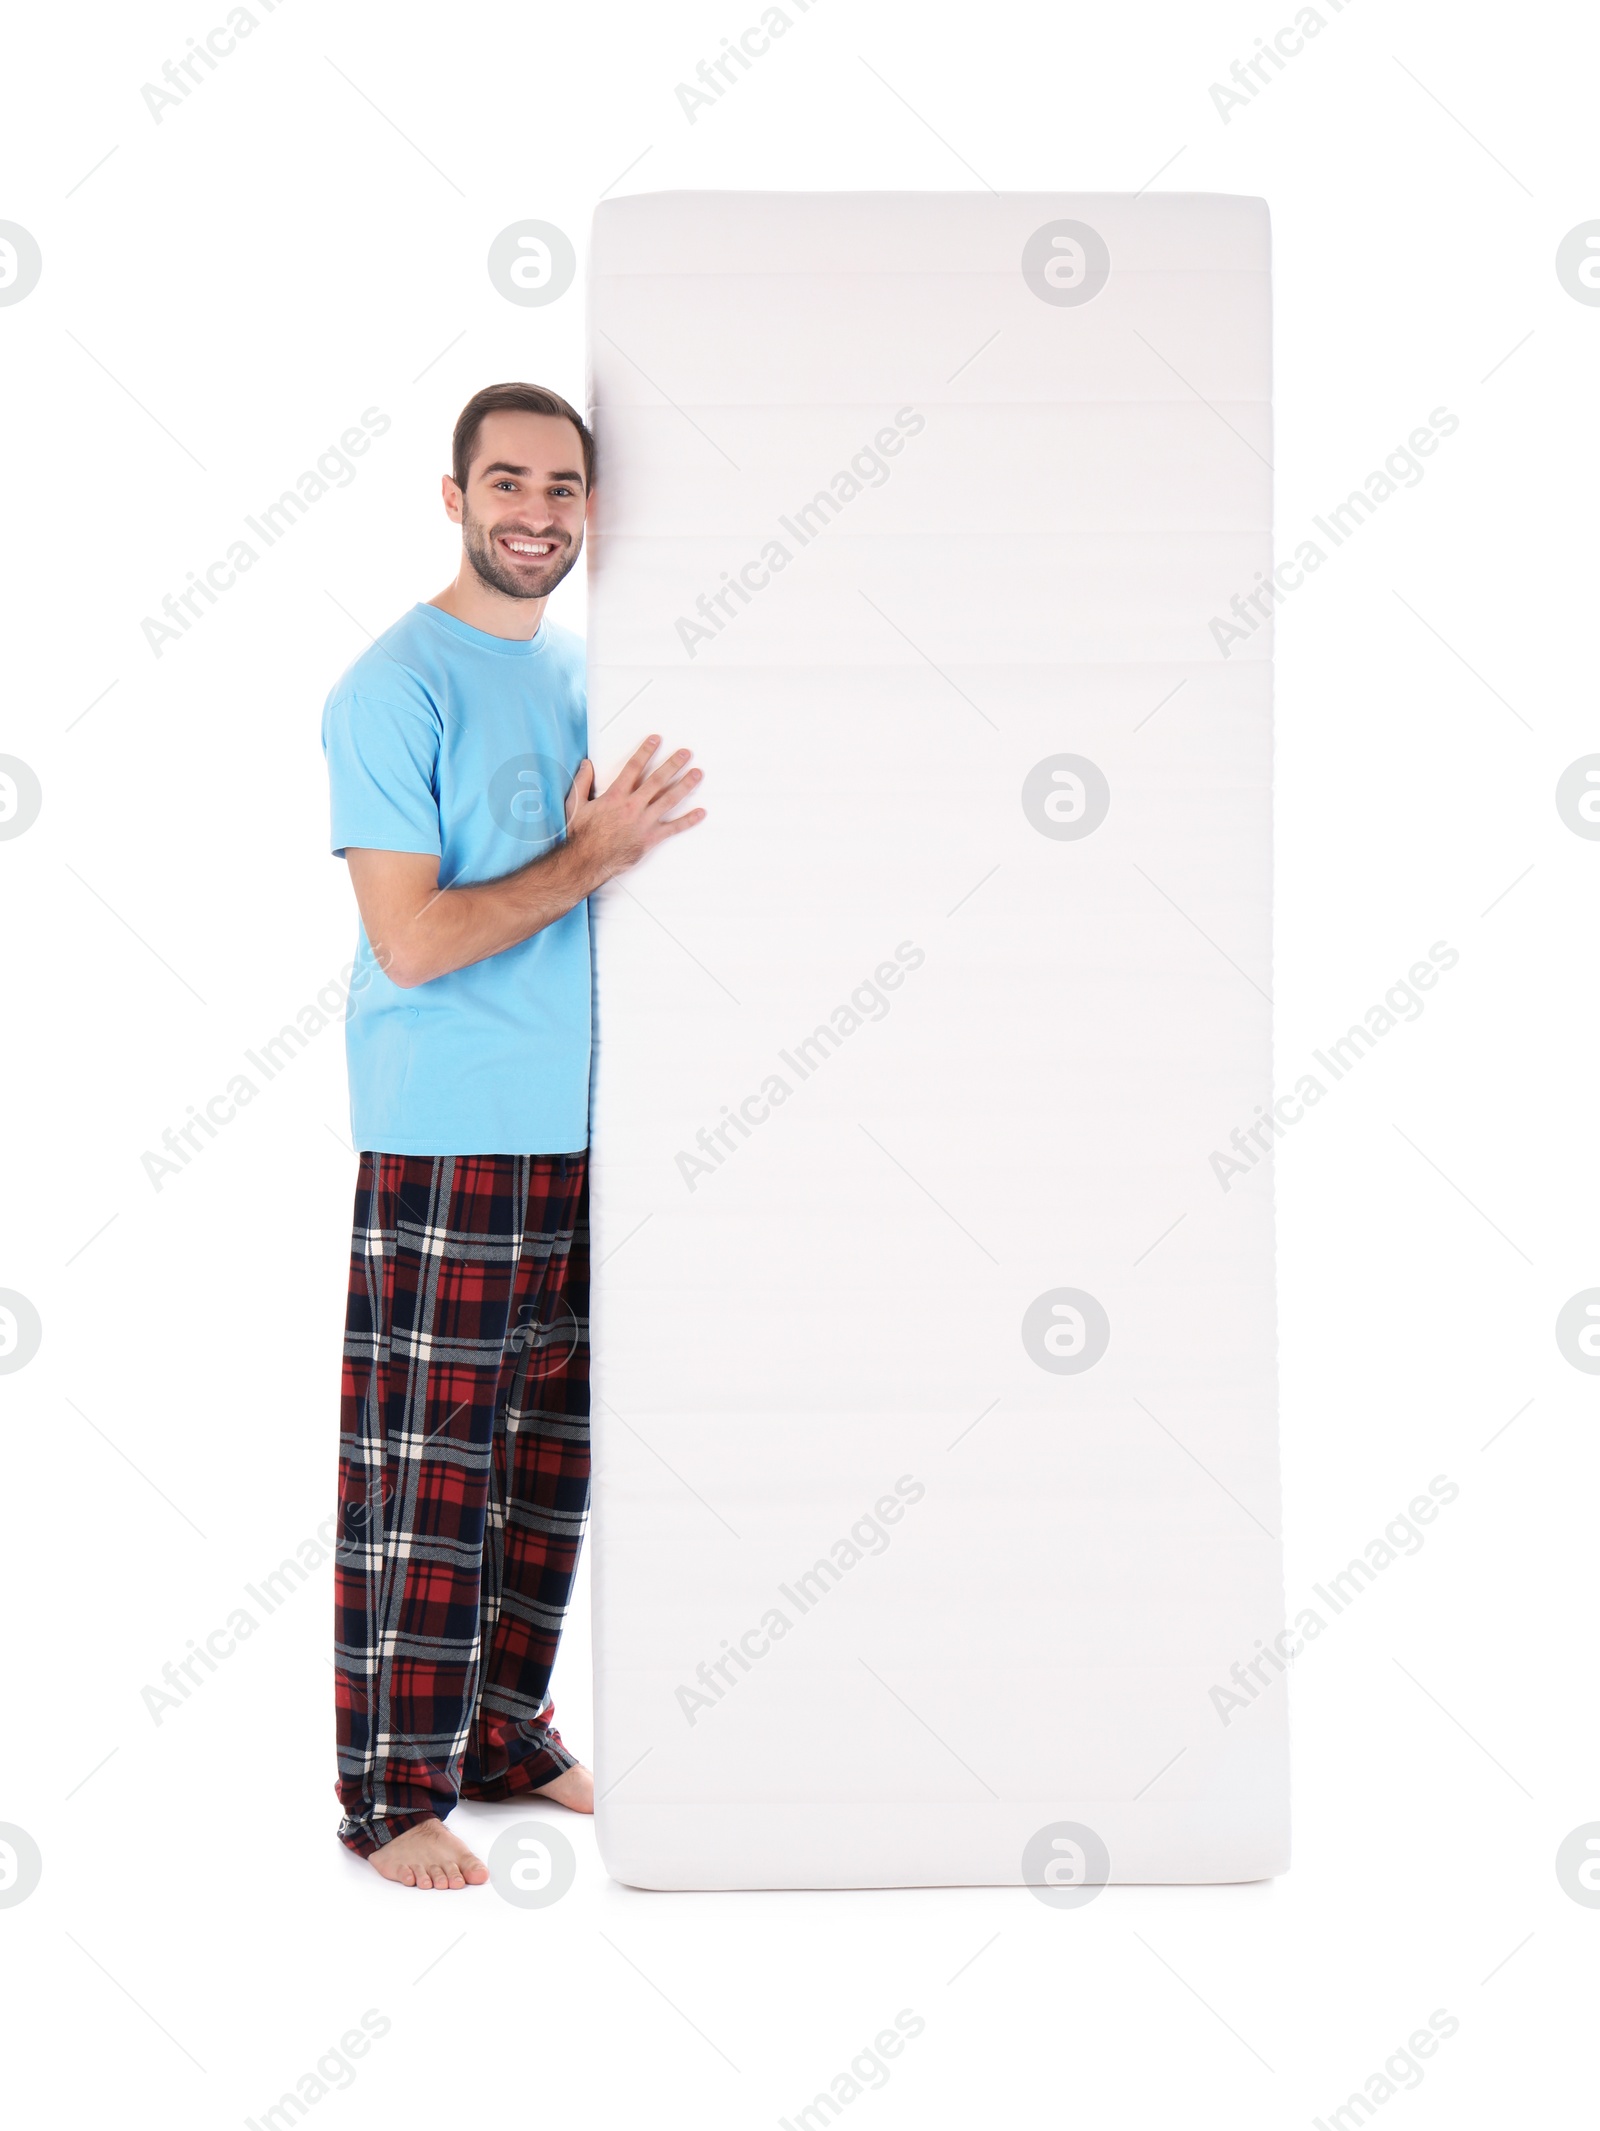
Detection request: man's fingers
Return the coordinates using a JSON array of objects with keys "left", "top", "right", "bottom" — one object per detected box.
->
[
  {"left": 614, "top": 733, "right": 662, "bottom": 793},
  {"left": 650, "top": 806, "right": 707, "bottom": 840},
  {"left": 639, "top": 746, "right": 693, "bottom": 797},
  {"left": 642, "top": 765, "right": 702, "bottom": 812},
  {"left": 596, "top": 735, "right": 663, "bottom": 800},
  {"left": 564, "top": 760, "right": 594, "bottom": 832}
]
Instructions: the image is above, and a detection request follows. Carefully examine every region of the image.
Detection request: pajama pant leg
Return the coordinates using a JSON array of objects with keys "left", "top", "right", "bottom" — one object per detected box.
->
[
  {"left": 333, "top": 1151, "right": 590, "bottom": 1856},
  {"left": 461, "top": 1161, "right": 591, "bottom": 1801}
]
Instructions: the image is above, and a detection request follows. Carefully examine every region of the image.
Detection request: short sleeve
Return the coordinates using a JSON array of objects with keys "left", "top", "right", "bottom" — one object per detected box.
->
[{"left": 322, "top": 682, "right": 442, "bottom": 860}]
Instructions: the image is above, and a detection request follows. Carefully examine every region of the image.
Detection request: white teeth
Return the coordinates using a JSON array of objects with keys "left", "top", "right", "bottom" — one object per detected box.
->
[{"left": 505, "top": 538, "right": 552, "bottom": 554}]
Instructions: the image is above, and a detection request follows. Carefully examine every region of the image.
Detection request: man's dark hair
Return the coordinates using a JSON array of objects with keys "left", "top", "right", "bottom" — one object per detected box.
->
[{"left": 451, "top": 382, "right": 594, "bottom": 493}]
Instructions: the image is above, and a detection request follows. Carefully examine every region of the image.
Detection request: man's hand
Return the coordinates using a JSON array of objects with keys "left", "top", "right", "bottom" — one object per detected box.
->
[
  {"left": 345, "top": 734, "right": 705, "bottom": 990},
  {"left": 563, "top": 734, "right": 705, "bottom": 888}
]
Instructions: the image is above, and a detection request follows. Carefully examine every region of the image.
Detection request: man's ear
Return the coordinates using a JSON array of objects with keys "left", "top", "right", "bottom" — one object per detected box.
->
[{"left": 441, "top": 474, "right": 464, "bottom": 526}]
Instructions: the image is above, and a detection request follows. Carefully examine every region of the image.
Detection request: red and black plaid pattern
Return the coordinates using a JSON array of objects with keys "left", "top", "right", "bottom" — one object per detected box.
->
[{"left": 334, "top": 1150, "right": 590, "bottom": 1856}]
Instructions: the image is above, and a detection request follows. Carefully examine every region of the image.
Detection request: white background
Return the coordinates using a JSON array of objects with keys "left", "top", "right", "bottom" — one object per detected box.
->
[{"left": 1, "top": 0, "right": 1595, "bottom": 2123}]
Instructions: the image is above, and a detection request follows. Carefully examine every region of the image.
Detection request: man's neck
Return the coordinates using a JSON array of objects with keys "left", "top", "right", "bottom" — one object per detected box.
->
[{"left": 429, "top": 568, "right": 546, "bottom": 641}]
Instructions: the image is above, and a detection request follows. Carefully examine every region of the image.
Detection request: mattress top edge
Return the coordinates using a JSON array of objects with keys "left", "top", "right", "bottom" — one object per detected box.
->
[{"left": 591, "top": 189, "right": 1271, "bottom": 207}]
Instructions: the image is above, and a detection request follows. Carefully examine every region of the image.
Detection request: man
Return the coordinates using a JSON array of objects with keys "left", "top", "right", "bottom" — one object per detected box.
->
[{"left": 321, "top": 381, "right": 704, "bottom": 1889}]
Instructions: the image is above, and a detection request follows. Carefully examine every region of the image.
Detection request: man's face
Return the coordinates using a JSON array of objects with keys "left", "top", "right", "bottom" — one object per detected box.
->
[{"left": 446, "top": 409, "right": 588, "bottom": 600}]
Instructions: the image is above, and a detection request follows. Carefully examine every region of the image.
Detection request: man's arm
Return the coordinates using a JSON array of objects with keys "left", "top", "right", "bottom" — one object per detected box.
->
[{"left": 345, "top": 735, "right": 703, "bottom": 990}]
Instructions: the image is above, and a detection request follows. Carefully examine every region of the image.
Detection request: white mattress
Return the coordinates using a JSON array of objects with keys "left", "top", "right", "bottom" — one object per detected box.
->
[{"left": 585, "top": 191, "right": 1284, "bottom": 1888}]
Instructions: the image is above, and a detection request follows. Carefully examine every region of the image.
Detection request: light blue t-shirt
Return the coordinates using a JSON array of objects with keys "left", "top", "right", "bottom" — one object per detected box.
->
[{"left": 321, "top": 601, "right": 590, "bottom": 1156}]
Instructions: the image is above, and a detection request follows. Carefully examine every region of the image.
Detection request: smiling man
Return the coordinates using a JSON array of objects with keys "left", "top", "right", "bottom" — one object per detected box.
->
[{"left": 321, "top": 382, "right": 705, "bottom": 1888}]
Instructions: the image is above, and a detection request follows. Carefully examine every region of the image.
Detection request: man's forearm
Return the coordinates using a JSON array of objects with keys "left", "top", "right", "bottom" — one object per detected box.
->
[
  {"left": 351, "top": 737, "right": 703, "bottom": 990},
  {"left": 390, "top": 840, "right": 598, "bottom": 988}
]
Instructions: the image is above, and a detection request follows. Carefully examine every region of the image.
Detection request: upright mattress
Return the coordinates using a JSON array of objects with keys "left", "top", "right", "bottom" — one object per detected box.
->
[{"left": 585, "top": 191, "right": 1284, "bottom": 1888}]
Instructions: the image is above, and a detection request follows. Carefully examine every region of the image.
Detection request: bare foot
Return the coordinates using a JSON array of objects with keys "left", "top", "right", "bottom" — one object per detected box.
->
[
  {"left": 533, "top": 1762, "right": 594, "bottom": 1814},
  {"left": 369, "top": 1818, "right": 489, "bottom": 1890}
]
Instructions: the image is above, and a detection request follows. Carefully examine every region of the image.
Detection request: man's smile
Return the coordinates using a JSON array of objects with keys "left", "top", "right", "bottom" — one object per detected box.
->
[{"left": 497, "top": 531, "right": 563, "bottom": 560}]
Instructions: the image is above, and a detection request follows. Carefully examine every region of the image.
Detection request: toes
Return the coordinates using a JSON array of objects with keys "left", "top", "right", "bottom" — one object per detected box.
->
[{"left": 365, "top": 1826, "right": 490, "bottom": 1891}]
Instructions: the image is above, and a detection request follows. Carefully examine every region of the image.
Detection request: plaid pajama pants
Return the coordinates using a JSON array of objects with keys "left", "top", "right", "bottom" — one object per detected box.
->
[{"left": 334, "top": 1150, "right": 590, "bottom": 1856}]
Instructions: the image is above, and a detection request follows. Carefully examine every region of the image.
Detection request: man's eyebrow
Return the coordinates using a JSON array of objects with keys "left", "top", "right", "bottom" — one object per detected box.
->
[{"left": 479, "top": 460, "right": 586, "bottom": 484}]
